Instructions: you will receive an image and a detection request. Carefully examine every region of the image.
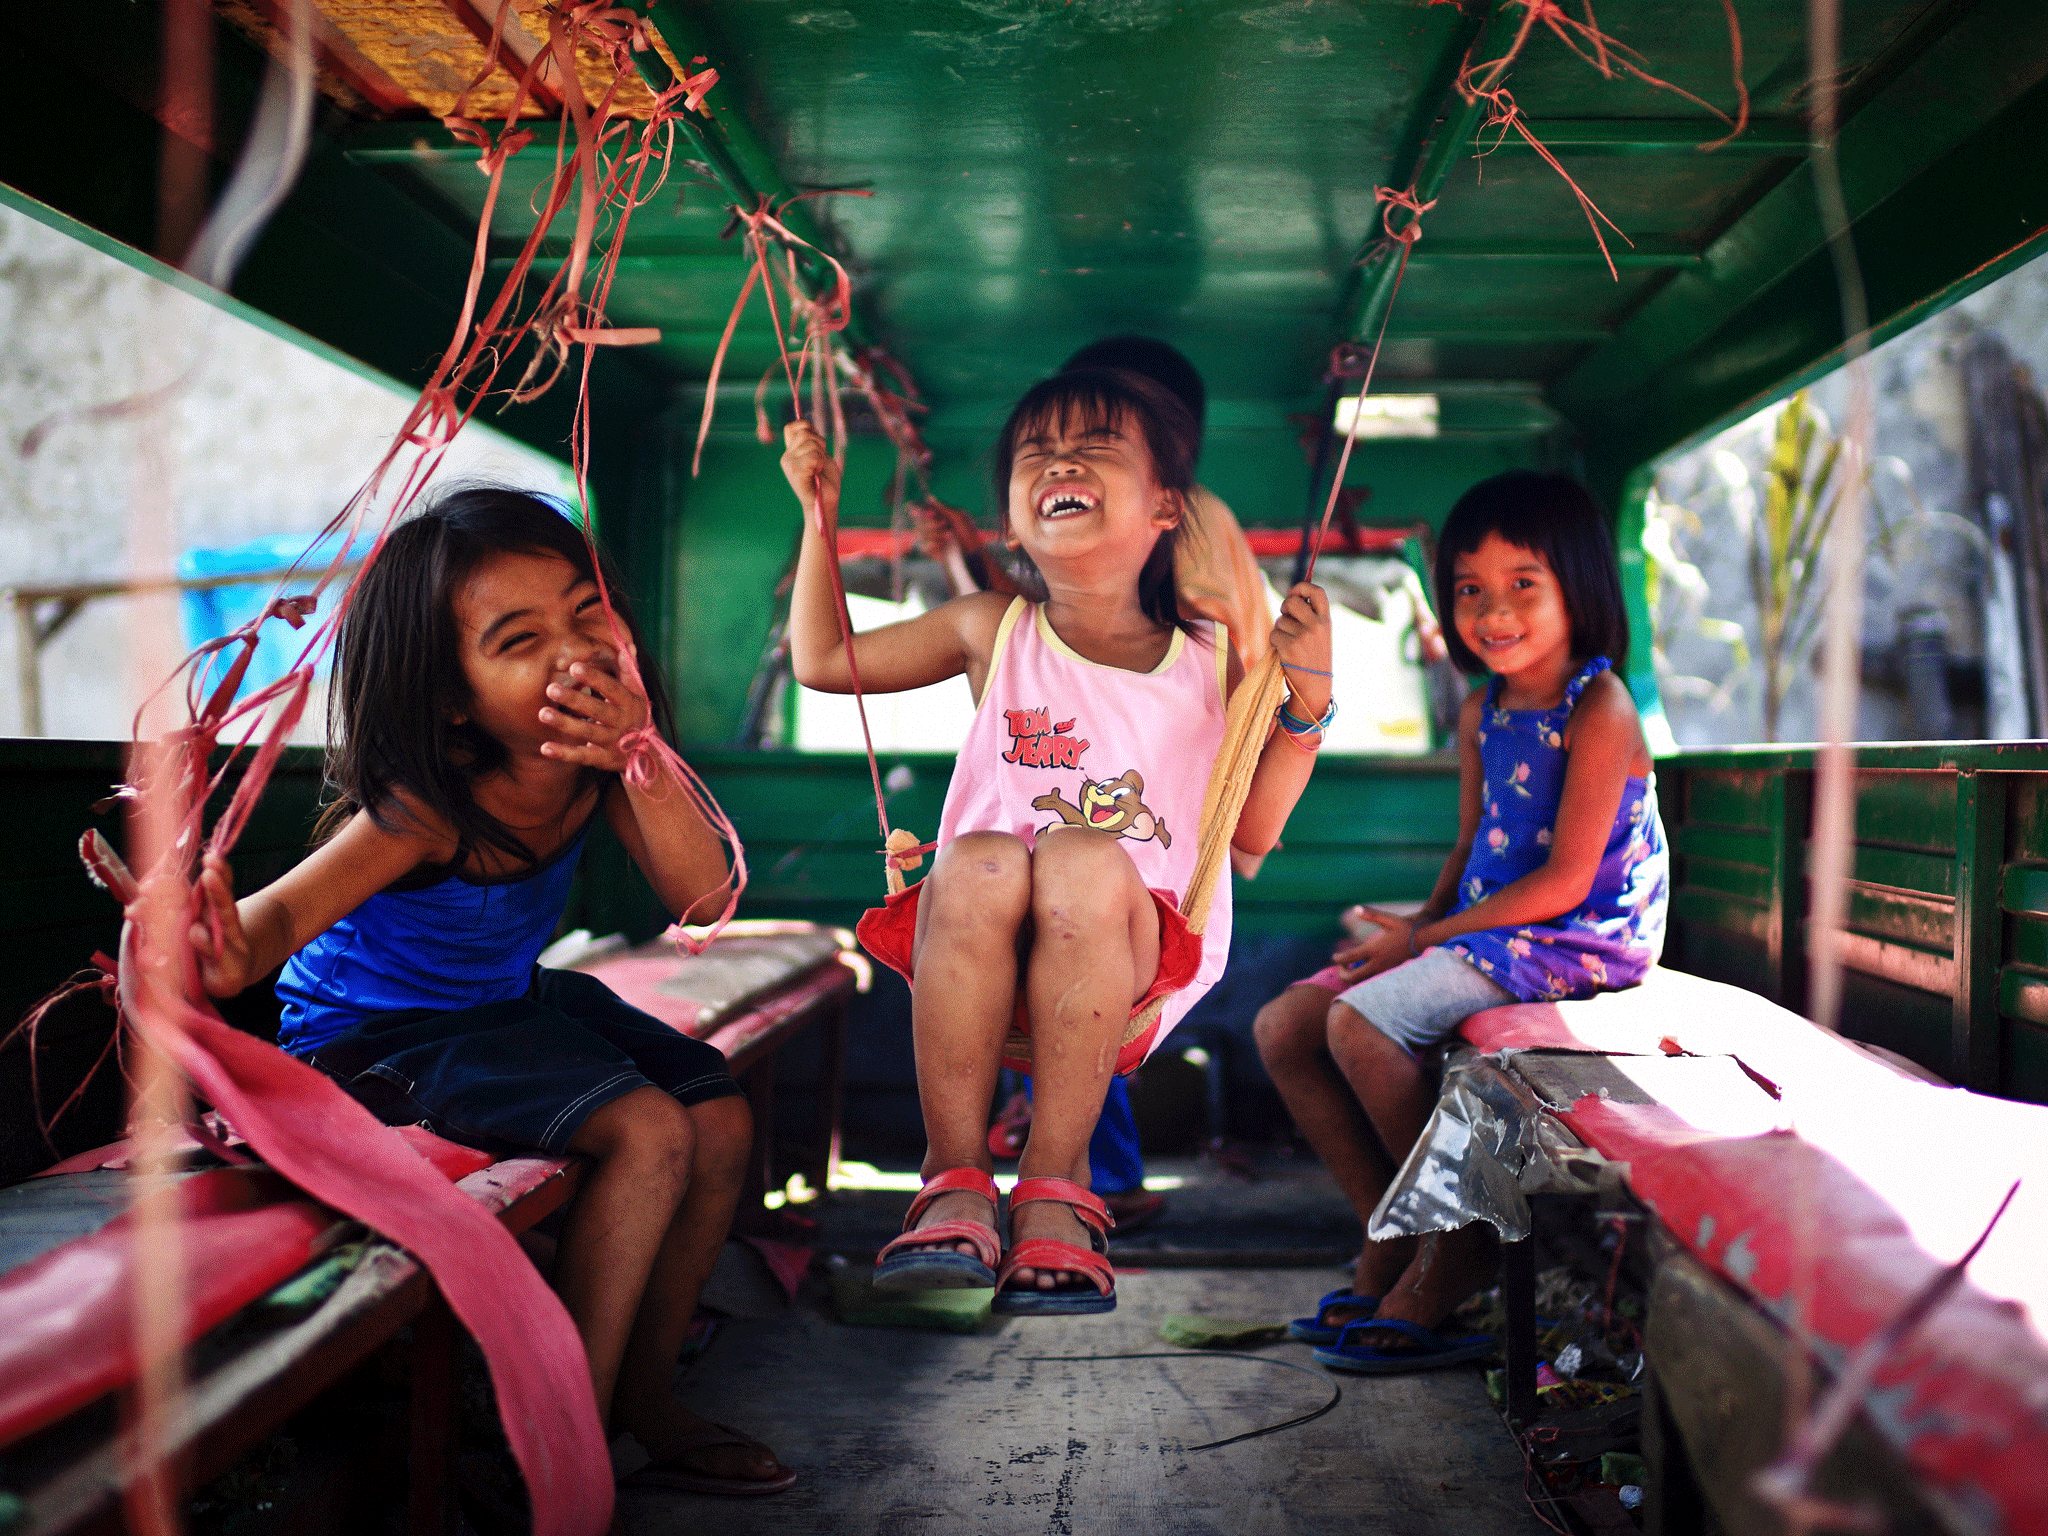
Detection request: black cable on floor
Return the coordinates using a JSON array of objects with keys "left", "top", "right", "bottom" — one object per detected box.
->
[{"left": 1019, "top": 1351, "right": 1342, "bottom": 1451}]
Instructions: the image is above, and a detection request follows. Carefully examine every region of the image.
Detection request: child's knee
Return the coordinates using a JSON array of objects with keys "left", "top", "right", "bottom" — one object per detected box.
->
[
  {"left": 1327, "top": 1000, "right": 1392, "bottom": 1056},
  {"left": 1328, "top": 1002, "right": 1422, "bottom": 1076},
  {"left": 576, "top": 1084, "right": 695, "bottom": 1174},
  {"left": 688, "top": 1092, "right": 753, "bottom": 1178},
  {"left": 928, "top": 832, "right": 1032, "bottom": 924},
  {"left": 1253, "top": 987, "right": 1328, "bottom": 1067},
  {"left": 1028, "top": 829, "right": 1138, "bottom": 930}
]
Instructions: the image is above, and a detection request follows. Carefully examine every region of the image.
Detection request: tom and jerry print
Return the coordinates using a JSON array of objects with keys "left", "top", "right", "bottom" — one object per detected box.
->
[{"left": 1002, "top": 704, "right": 1171, "bottom": 848}]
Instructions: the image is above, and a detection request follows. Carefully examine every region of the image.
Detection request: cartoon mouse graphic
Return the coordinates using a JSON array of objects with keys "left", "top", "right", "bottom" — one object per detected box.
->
[{"left": 1032, "top": 770, "right": 1172, "bottom": 848}]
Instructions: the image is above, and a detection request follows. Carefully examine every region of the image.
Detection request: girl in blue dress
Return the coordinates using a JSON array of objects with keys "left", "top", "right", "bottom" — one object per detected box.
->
[
  {"left": 187, "top": 489, "right": 791, "bottom": 1493},
  {"left": 1255, "top": 470, "right": 1668, "bottom": 1371}
]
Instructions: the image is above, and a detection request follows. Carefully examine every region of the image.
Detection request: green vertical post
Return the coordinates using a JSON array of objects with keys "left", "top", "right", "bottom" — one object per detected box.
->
[
  {"left": 1775, "top": 767, "right": 1812, "bottom": 1018},
  {"left": 1614, "top": 464, "right": 1668, "bottom": 747},
  {"left": 1953, "top": 770, "right": 2005, "bottom": 1090}
]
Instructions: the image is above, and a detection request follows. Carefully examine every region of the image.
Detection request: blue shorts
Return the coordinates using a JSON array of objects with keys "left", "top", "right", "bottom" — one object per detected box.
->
[
  {"left": 1332, "top": 947, "right": 1516, "bottom": 1053},
  {"left": 300, "top": 967, "right": 743, "bottom": 1156}
]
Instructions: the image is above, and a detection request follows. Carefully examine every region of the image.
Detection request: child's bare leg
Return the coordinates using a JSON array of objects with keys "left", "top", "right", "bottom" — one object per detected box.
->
[
  {"left": 608, "top": 1094, "right": 783, "bottom": 1481},
  {"left": 1254, "top": 984, "right": 1403, "bottom": 1317},
  {"left": 1324, "top": 1002, "right": 1434, "bottom": 1301},
  {"left": 1375, "top": 1222, "right": 1500, "bottom": 1333},
  {"left": 558, "top": 1086, "right": 696, "bottom": 1416},
  {"left": 1011, "top": 828, "right": 1159, "bottom": 1288},
  {"left": 896, "top": 832, "right": 1031, "bottom": 1255}
]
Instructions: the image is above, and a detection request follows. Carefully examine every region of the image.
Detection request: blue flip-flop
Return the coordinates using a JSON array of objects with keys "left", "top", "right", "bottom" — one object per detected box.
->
[
  {"left": 1287, "top": 1289, "right": 1381, "bottom": 1344},
  {"left": 1312, "top": 1317, "right": 1497, "bottom": 1374}
]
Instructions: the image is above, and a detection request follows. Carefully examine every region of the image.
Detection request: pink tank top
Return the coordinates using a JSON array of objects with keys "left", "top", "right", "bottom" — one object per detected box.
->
[{"left": 938, "top": 597, "right": 1234, "bottom": 1042}]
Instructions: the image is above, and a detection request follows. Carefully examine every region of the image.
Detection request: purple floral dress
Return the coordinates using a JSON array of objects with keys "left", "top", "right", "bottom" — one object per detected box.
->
[{"left": 1445, "top": 657, "right": 1667, "bottom": 1002}]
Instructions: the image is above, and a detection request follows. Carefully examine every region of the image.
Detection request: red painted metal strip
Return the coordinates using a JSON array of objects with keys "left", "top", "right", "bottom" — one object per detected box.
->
[
  {"left": 1561, "top": 1100, "right": 2048, "bottom": 1530},
  {"left": 832, "top": 525, "right": 1420, "bottom": 561},
  {"left": 701, "top": 961, "right": 858, "bottom": 1067}
]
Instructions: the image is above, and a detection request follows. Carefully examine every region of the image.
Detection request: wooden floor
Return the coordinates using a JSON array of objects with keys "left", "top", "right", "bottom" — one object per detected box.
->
[{"left": 619, "top": 1265, "right": 1547, "bottom": 1535}]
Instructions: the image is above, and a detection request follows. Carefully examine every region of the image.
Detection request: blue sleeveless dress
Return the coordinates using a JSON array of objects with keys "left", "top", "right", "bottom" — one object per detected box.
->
[
  {"left": 1445, "top": 657, "right": 1668, "bottom": 1002},
  {"left": 275, "top": 812, "right": 742, "bottom": 1155}
]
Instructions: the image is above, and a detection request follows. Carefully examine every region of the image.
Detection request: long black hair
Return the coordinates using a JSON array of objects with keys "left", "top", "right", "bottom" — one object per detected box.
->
[
  {"left": 321, "top": 485, "right": 675, "bottom": 870},
  {"left": 1435, "top": 471, "right": 1629, "bottom": 676},
  {"left": 990, "top": 367, "right": 1201, "bottom": 637}
]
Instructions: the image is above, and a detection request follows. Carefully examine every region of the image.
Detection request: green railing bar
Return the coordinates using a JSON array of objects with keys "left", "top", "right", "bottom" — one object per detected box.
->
[
  {"left": 1344, "top": 0, "right": 1505, "bottom": 345},
  {"left": 1487, "top": 118, "right": 1808, "bottom": 156},
  {"left": 1384, "top": 327, "right": 1612, "bottom": 344},
  {"left": 634, "top": 2, "right": 874, "bottom": 355},
  {"left": 1406, "top": 238, "right": 1704, "bottom": 267}
]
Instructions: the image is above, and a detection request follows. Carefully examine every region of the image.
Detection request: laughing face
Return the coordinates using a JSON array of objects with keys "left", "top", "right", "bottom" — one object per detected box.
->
[{"left": 1003, "top": 405, "right": 1179, "bottom": 571}]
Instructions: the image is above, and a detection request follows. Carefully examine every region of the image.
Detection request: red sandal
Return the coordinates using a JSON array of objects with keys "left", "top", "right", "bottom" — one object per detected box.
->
[
  {"left": 872, "top": 1167, "right": 1001, "bottom": 1291},
  {"left": 992, "top": 1176, "right": 1117, "bottom": 1315}
]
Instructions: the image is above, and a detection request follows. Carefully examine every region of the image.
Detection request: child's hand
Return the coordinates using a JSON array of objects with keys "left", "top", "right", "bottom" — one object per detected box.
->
[
  {"left": 1269, "top": 581, "right": 1334, "bottom": 718},
  {"left": 187, "top": 853, "right": 254, "bottom": 997},
  {"left": 1331, "top": 905, "right": 1414, "bottom": 984},
  {"left": 780, "top": 420, "right": 842, "bottom": 533},
  {"left": 539, "top": 656, "right": 650, "bottom": 772}
]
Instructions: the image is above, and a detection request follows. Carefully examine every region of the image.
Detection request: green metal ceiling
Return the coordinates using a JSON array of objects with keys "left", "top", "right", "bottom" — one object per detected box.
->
[
  {"left": 5, "top": 0, "right": 2048, "bottom": 497},
  {"left": 323, "top": 0, "right": 2048, "bottom": 475}
]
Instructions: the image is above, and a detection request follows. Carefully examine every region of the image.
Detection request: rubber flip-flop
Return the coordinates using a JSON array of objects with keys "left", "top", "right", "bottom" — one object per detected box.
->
[
  {"left": 1312, "top": 1317, "right": 1497, "bottom": 1374},
  {"left": 987, "top": 1092, "right": 1032, "bottom": 1160},
  {"left": 873, "top": 1167, "right": 1000, "bottom": 1291},
  {"left": 1287, "top": 1288, "right": 1381, "bottom": 1344},
  {"left": 620, "top": 1422, "right": 796, "bottom": 1497}
]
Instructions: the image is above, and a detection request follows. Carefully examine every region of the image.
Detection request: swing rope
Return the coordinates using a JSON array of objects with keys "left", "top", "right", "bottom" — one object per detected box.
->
[
  {"left": 1171, "top": 182, "right": 1428, "bottom": 957},
  {"left": 27, "top": 15, "right": 759, "bottom": 1532}
]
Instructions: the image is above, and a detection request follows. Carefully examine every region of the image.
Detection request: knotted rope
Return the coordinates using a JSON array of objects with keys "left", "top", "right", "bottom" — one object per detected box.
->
[
  {"left": 688, "top": 168, "right": 937, "bottom": 894},
  {"left": 1454, "top": 0, "right": 1749, "bottom": 280}
]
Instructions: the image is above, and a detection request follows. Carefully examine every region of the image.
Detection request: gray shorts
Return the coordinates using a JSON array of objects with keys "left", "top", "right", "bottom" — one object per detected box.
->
[{"left": 1332, "top": 947, "right": 1516, "bottom": 1053}]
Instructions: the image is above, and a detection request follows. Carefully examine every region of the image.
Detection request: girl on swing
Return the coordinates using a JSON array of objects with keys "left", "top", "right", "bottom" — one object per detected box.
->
[{"left": 780, "top": 368, "right": 1332, "bottom": 1314}]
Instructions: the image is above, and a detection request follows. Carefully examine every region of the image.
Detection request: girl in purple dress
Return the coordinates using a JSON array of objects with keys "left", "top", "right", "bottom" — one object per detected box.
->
[{"left": 1255, "top": 470, "right": 1667, "bottom": 1371}]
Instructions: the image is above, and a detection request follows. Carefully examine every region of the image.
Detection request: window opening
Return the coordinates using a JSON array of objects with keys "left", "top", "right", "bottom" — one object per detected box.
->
[
  {"left": 0, "top": 198, "right": 575, "bottom": 741},
  {"left": 1644, "top": 248, "right": 2048, "bottom": 747}
]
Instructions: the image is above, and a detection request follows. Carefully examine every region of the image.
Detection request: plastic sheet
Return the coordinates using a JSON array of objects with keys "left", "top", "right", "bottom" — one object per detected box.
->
[{"left": 1366, "top": 1049, "right": 1620, "bottom": 1244}]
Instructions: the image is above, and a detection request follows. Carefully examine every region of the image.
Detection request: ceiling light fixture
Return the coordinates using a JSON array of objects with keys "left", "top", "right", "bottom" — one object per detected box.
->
[{"left": 1334, "top": 393, "right": 1440, "bottom": 439}]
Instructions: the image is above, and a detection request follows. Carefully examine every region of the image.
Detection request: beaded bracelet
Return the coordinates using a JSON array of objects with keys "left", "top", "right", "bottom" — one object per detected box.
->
[
  {"left": 1407, "top": 923, "right": 1425, "bottom": 957},
  {"left": 1277, "top": 696, "right": 1338, "bottom": 736}
]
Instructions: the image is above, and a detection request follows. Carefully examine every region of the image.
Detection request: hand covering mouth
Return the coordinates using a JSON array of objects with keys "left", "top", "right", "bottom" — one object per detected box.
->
[{"left": 1037, "top": 486, "right": 1100, "bottom": 518}]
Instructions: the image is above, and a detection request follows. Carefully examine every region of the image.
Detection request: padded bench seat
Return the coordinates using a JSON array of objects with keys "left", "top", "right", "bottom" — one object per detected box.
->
[
  {"left": 0, "top": 924, "right": 861, "bottom": 1534},
  {"left": 1445, "top": 967, "right": 2048, "bottom": 1534}
]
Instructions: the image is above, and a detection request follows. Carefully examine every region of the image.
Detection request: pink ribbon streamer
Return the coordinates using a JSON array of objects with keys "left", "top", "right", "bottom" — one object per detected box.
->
[{"left": 36, "top": 10, "right": 759, "bottom": 1530}]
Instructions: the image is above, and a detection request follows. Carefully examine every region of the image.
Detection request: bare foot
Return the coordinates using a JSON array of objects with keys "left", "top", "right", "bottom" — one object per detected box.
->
[{"left": 627, "top": 1404, "right": 787, "bottom": 1484}]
